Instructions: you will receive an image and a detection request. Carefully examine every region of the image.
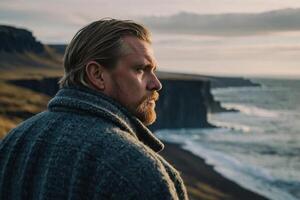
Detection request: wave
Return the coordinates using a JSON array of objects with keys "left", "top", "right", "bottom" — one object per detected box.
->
[
  {"left": 155, "top": 130, "right": 297, "bottom": 200},
  {"left": 210, "top": 120, "right": 252, "bottom": 133},
  {"left": 212, "top": 86, "right": 261, "bottom": 94},
  {"left": 223, "top": 103, "right": 279, "bottom": 118},
  {"left": 181, "top": 139, "right": 297, "bottom": 200}
]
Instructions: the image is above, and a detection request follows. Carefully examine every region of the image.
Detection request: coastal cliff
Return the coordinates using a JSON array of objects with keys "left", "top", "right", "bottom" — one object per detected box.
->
[
  {"left": 150, "top": 79, "right": 213, "bottom": 130},
  {"left": 0, "top": 25, "right": 44, "bottom": 54},
  {"left": 0, "top": 25, "right": 62, "bottom": 71}
]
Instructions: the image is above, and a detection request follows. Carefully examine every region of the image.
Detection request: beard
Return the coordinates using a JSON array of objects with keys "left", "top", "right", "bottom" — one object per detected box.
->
[
  {"left": 108, "top": 75, "right": 160, "bottom": 126},
  {"left": 134, "top": 91, "right": 159, "bottom": 126}
]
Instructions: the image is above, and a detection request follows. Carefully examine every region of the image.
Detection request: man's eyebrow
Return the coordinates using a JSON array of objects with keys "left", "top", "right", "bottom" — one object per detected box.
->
[
  {"left": 145, "top": 63, "right": 157, "bottom": 71},
  {"left": 133, "top": 64, "right": 147, "bottom": 69},
  {"left": 134, "top": 63, "right": 157, "bottom": 70}
]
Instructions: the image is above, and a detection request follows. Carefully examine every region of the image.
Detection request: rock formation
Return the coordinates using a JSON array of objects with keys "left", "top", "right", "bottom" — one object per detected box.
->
[{"left": 0, "top": 25, "right": 44, "bottom": 54}]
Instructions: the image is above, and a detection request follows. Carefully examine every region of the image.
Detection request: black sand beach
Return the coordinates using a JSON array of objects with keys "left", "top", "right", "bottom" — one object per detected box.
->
[{"left": 160, "top": 142, "right": 269, "bottom": 200}]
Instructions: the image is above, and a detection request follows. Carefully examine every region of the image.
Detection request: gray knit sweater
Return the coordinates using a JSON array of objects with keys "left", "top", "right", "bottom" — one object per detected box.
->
[{"left": 0, "top": 86, "right": 189, "bottom": 200}]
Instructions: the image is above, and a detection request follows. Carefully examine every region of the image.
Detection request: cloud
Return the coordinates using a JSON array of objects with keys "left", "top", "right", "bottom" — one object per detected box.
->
[
  {"left": 0, "top": 5, "right": 91, "bottom": 43},
  {"left": 142, "top": 8, "right": 300, "bottom": 36}
]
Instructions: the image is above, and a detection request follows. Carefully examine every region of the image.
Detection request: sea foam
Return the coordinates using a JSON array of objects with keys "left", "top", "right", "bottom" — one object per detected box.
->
[
  {"left": 223, "top": 103, "right": 279, "bottom": 118},
  {"left": 156, "top": 129, "right": 298, "bottom": 200}
]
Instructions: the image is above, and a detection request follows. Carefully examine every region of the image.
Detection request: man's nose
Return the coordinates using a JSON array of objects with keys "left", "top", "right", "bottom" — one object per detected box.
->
[{"left": 147, "top": 73, "right": 162, "bottom": 91}]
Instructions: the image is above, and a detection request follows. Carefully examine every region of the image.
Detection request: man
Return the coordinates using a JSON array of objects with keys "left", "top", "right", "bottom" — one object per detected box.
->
[{"left": 0, "top": 19, "right": 188, "bottom": 199}]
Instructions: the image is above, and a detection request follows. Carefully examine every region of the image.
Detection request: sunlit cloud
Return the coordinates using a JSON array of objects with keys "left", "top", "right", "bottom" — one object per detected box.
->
[
  {"left": 143, "top": 8, "right": 300, "bottom": 36},
  {"left": 152, "top": 32, "right": 300, "bottom": 77}
]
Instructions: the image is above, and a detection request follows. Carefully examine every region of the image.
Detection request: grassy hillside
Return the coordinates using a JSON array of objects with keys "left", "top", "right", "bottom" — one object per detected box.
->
[{"left": 0, "top": 81, "right": 50, "bottom": 138}]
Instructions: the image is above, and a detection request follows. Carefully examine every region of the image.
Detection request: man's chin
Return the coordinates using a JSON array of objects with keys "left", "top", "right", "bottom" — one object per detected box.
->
[
  {"left": 136, "top": 107, "right": 157, "bottom": 126},
  {"left": 143, "top": 113, "right": 156, "bottom": 126}
]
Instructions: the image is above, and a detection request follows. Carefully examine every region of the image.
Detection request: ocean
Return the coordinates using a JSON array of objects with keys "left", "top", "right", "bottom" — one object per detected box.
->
[{"left": 155, "top": 78, "right": 300, "bottom": 200}]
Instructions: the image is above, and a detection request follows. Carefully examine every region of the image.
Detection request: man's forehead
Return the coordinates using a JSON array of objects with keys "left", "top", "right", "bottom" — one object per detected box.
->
[{"left": 120, "top": 36, "right": 155, "bottom": 62}]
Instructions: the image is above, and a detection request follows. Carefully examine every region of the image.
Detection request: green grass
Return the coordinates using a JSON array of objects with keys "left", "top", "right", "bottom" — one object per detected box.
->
[
  {"left": 0, "top": 81, "right": 50, "bottom": 139},
  {"left": 0, "top": 50, "right": 64, "bottom": 139}
]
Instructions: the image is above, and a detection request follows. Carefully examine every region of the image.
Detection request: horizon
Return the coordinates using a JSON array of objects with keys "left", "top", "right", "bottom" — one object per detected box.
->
[{"left": 1, "top": 0, "right": 300, "bottom": 77}]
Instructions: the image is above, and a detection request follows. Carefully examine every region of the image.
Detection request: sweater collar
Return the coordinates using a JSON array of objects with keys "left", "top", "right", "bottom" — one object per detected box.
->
[{"left": 48, "top": 86, "right": 164, "bottom": 152}]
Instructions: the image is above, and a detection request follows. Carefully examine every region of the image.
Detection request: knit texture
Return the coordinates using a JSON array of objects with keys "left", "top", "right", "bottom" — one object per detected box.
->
[{"left": 0, "top": 86, "right": 189, "bottom": 200}]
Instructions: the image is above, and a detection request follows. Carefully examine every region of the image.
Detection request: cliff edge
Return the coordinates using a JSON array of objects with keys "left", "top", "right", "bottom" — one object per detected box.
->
[
  {"left": 0, "top": 25, "right": 62, "bottom": 73},
  {"left": 0, "top": 25, "right": 44, "bottom": 54}
]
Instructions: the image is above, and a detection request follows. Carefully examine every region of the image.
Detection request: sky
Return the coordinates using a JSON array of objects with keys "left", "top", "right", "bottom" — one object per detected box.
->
[{"left": 1, "top": 0, "right": 300, "bottom": 77}]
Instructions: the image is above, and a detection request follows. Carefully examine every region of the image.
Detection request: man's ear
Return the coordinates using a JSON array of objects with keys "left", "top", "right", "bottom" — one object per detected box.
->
[{"left": 85, "top": 61, "right": 106, "bottom": 90}]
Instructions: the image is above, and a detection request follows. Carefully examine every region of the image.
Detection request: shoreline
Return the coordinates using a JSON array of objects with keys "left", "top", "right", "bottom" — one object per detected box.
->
[{"left": 160, "top": 141, "right": 269, "bottom": 200}]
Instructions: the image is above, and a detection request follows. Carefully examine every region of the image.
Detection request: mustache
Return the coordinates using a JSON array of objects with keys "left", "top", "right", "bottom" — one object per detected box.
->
[
  {"left": 147, "top": 91, "right": 159, "bottom": 102},
  {"left": 141, "top": 91, "right": 159, "bottom": 103}
]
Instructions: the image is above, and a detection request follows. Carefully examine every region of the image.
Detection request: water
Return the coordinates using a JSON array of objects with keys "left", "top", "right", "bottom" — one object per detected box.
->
[{"left": 156, "top": 78, "right": 300, "bottom": 200}]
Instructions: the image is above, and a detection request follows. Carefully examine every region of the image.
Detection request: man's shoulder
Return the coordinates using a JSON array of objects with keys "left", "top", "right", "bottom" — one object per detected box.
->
[{"left": 0, "top": 109, "right": 118, "bottom": 156}]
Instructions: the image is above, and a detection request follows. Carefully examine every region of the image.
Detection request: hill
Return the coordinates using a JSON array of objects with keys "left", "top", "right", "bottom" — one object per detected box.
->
[
  {"left": 0, "top": 25, "right": 63, "bottom": 79},
  {"left": 0, "top": 25, "right": 62, "bottom": 136}
]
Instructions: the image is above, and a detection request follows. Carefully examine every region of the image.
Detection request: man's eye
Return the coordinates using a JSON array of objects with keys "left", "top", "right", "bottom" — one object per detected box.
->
[{"left": 135, "top": 67, "right": 145, "bottom": 73}]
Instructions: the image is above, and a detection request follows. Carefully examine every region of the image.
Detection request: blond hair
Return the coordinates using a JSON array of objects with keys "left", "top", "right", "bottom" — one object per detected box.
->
[{"left": 59, "top": 18, "right": 151, "bottom": 88}]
